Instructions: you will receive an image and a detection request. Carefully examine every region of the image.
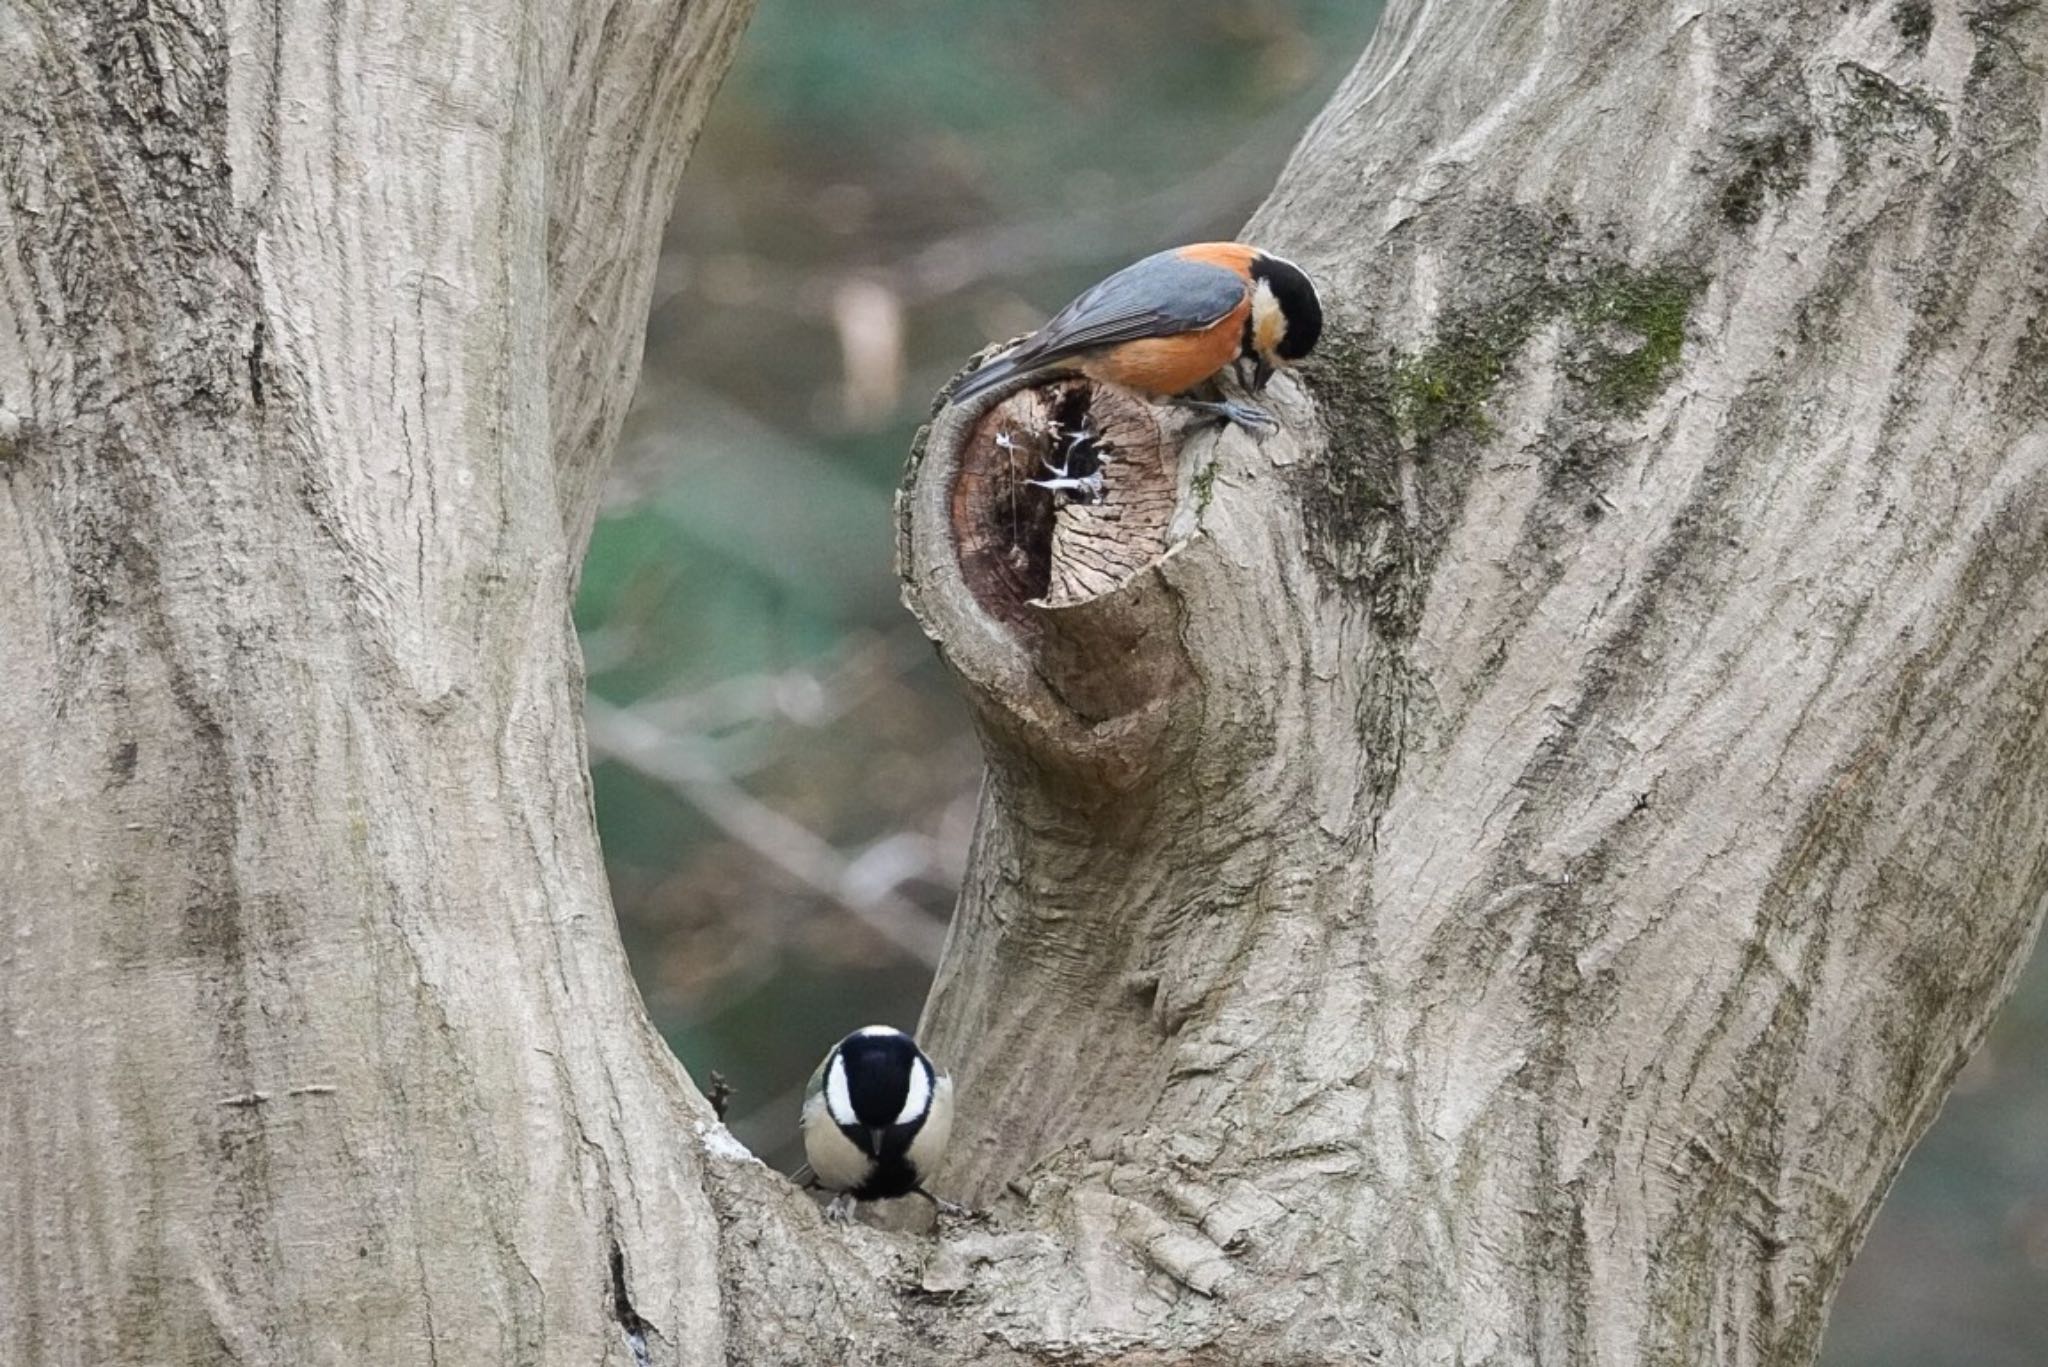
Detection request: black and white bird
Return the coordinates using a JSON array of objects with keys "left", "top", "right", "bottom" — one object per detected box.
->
[{"left": 797, "top": 1025, "right": 957, "bottom": 1221}]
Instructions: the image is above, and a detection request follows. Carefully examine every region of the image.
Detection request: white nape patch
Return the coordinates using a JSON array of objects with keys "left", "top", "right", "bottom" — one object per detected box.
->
[
  {"left": 824, "top": 1053, "right": 856, "bottom": 1127},
  {"left": 896, "top": 1058, "right": 932, "bottom": 1126},
  {"left": 694, "top": 1120, "right": 758, "bottom": 1165},
  {"left": 852, "top": 1024, "right": 902, "bottom": 1039},
  {"left": 1250, "top": 280, "right": 1285, "bottom": 356}
]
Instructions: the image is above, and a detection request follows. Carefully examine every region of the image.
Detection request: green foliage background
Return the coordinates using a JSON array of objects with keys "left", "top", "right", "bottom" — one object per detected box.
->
[{"left": 574, "top": 5, "right": 2048, "bottom": 1359}]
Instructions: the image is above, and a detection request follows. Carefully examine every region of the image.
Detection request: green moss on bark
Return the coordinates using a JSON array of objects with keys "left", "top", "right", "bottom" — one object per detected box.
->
[
  {"left": 1295, "top": 204, "right": 1708, "bottom": 614},
  {"left": 1359, "top": 264, "right": 1701, "bottom": 445},
  {"left": 1192, "top": 456, "right": 1220, "bottom": 513},
  {"left": 1570, "top": 270, "right": 1704, "bottom": 415},
  {"left": 1386, "top": 299, "right": 1546, "bottom": 444}
]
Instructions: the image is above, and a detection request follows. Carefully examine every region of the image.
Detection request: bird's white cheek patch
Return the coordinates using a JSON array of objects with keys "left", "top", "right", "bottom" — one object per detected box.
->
[
  {"left": 825, "top": 1055, "right": 856, "bottom": 1128},
  {"left": 1251, "top": 281, "right": 1285, "bottom": 356},
  {"left": 803, "top": 1098, "right": 873, "bottom": 1191},
  {"left": 896, "top": 1060, "right": 932, "bottom": 1126}
]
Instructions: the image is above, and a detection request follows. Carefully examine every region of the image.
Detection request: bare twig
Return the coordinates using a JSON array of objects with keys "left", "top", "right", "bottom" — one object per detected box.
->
[
  {"left": 633, "top": 630, "right": 921, "bottom": 736},
  {"left": 707, "top": 1071, "right": 734, "bottom": 1122},
  {"left": 583, "top": 698, "right": 950, "bottom": 966}
]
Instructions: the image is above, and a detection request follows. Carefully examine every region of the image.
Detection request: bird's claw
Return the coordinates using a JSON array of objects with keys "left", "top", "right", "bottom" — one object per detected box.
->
[
  {"left": 913, "top": 1186, "right": 970, "bottom": 1219},
  {"left": 824, "top": 1193, "right": 856, "bottom": 1223},
  {"left": 1179, "top": 397, "right": 1278, "bottom": 435}
]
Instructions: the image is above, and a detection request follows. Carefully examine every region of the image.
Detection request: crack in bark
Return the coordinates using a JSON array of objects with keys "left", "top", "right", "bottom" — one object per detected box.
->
[{"left": 610, "top": 1240, "right": 655, "bottom": 1367}]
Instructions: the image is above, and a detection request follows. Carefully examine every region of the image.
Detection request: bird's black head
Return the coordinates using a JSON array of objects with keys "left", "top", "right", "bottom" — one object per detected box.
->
[
  {"left": 1250, "top": 253, "right": 1323, "bottom": 363},
  {"left": 827, "top": 1026, "right": 933, "bottom": 1155}
]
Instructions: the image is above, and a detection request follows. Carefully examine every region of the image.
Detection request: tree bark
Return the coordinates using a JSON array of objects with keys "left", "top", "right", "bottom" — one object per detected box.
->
[
  {"left": 0, "top": 2, "right": 754, "bottom": 1362},
  {"left": 900, "top": 0, "right": 2048, "bottom": 1362},
  {"left": 5, "top": 2, "right": 2046, "bottom": 1366}
]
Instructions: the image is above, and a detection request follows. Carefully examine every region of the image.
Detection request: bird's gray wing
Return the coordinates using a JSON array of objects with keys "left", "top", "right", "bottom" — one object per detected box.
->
[
  {"left": 803, "top": 1049, "right": 830, "bottom": 1107},
  {"left": 1013, "top": 250, "right": 1248, "bottom": 365}
]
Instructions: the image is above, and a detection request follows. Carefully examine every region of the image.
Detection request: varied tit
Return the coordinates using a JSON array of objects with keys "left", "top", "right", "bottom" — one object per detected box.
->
[
  {"left": 797, "top": 1026, "right": 958, "bottom": 1221},
  {"left": 948, "top": 242, "right": 1324, "bottom": 434}
]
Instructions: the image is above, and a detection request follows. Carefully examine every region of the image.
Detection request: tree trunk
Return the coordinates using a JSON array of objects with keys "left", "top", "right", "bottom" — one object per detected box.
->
[
  {"left": 0, "top": 2, "right": 754, "bottom": 1362},
  {"left": 900, "top": 0, "right": 2048, "bottom": 1362},
  {"left": 5, "top": 2, "right": 2045, "bottom": 1367}
]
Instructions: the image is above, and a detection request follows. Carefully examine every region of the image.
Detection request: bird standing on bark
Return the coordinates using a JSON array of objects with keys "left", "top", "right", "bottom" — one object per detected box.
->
[
  {"left": 797, "top": 1025, "right": 957, "bottom": 1221},
  {"left": 948, "top": 242, "right": 1324, "bottom": 434}
]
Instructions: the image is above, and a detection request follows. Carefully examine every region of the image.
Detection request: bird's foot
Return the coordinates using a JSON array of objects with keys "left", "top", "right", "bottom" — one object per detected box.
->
[
  {"left": 1177, "top": 397, "right": 1277, "bottom": 435},
  {"left": 914, "top": 1187, "right": 970, "bottom": 1219},
  {"left": 824, "top": 1193, "right": 857, "bottom": 1223}
]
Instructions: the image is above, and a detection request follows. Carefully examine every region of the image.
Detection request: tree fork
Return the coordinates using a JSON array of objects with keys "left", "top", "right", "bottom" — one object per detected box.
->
[{"left": 3, "top": 0, "right": 2046, "bottom": 1364}]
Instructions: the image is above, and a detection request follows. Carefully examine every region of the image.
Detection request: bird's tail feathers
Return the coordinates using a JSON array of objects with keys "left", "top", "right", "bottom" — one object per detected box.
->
[{"left": 947, "top": 350, "right": 1031, "bottom": 407}]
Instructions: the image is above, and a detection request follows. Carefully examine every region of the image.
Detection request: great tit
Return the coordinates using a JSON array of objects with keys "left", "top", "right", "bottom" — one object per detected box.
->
[{"left": 797, "top": 1025, "right": 957, "bottom": 1221}]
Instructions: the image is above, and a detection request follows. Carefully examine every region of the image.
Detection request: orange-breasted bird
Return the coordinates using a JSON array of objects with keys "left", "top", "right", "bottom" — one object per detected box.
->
[{"left": 948, "top": 242, "right": 1323, "bottom": 434}]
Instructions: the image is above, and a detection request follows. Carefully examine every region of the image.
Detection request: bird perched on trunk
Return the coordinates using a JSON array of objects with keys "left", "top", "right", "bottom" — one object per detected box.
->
[
  {"left": 797, "top": 1025, "right": 957, "bottom": 1221},
  {"left": 948, "top": 242, "right": 1323, "bottom": 434}
]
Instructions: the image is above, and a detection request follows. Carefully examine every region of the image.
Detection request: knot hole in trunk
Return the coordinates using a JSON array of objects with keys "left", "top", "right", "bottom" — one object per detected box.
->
[{"left": 948, "top": 381, "right": 1175, "bottom": 630}]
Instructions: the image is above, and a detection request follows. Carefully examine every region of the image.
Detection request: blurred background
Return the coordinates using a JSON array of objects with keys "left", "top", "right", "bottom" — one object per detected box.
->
[{"left": 573, "top": 4, "right": 2048, "bottom": 1361}]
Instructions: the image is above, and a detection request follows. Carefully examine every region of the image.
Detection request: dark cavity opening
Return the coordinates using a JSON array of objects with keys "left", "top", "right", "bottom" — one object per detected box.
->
[{"left": 949, "top": 380, "right": 1171, "bottom": 628}]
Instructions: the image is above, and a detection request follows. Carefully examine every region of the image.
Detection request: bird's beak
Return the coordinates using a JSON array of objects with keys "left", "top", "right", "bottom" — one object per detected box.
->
[
  {"left": 868, "top": 1128, "right": 886, "bottom": 1156},
  {"left": 1252, "top": 356, "right": 1275, "bottom": 392}
]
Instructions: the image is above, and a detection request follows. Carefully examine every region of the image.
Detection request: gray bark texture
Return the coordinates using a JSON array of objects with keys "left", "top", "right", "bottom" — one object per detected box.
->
[
  {"left": 3, "top": 1, "right": 2045, "bottom": 1367},
  {"left": 0, "top": 0, "right": 755, "bottom": 1362},
  {"left": 898, "top": 0, "right": 2048, "bottom": 1363}
]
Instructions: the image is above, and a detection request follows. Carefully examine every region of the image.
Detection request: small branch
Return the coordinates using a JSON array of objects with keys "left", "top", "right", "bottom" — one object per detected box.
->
[
  {"left": 583, "top": 698, "right": 949, "bottom": 966},
  {"left": 707, "top": 1070, "right": 734, "bottom": 1122}
]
